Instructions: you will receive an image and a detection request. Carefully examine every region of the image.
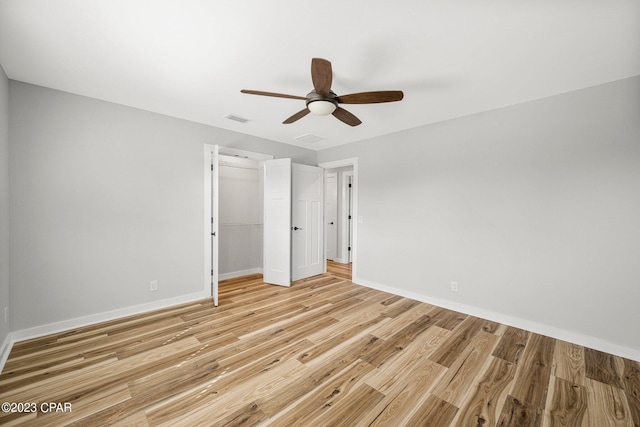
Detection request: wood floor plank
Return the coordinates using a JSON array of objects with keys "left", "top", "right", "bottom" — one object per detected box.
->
[
  {"left": 452, "top": 356, "right": 517, "bottom": 427},
  {"left": 297, "top": 315, "right": 387, "bottom": 365},
  {"left": 498, "top": 394, "right": 544, "bottom": 427},
  {"left": 255, "top": 333, "right": 381, "bottom": 417},
  {"left": 429, "top": 316, "right": 492, "bottom": 368},
  {"left": 509, "top": 333, "right": 556, "bottom": 409},
  {"left": 621, "top": 358, "right": 640, "bottom": 427},
  {"left": 2, "top": 263, "right": 638, "bottom": 426},
  {"left": 381, "top": 297, "right": 422, "bottom": 318},
  {"left": 585, "top": 347, "right": 625, "bottom": 388},
  {"left": 493, "top": 326, "right": 530, "bottom": 364},
  {"left": 145, "top": 340, "right": 313, "bottom": 425},
  {"left": 306, "top": 383, "right": 385, "bottom": 426},
  {"left": 268, "top": 359, "right": 375, "bottom": 426},
  {"left": 363, "top": 325, "right": 449, "bottom": 394},
  {"left": 404, "top": 394, "right": 459, "bottom": 426},
  {"left": 362, "top": 314, "right": 437, "bottom": 369},
  {"left": 369, "top": 300, "right": 435, "bottom": 340},
  {"left": 431, "top": 330, "right": 500, "bottom": 407},
  {"left": 362, "top": 358, "right": 447, "bottom": 426},
  {"left": 544, "top": 376, "right": 589, "bottom": 427},
  {"left": 110, "top": 411, "right": 149, "bottom": 427},
  {"left": 210, "top": 403, "right": 268, "bottom": 427},
  {"left": 429, "top": 306, "right": 468, "bottom": 331},
  {"left": 585, "top": 378, "right": 635, "bottom": 427},
  {"left": 552, "top": 340, "right": 587, "bottom": 386},
  {"left": 155, "top": 358, "right": 308, "bottom": 427}
]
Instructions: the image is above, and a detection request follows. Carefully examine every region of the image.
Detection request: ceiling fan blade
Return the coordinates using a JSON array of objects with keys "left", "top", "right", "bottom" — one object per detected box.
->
[
  {"left": 241, "top": 89, "right": 307, "bottom": 101},
  {"left": 283, "top": 108, "right": 310, "bottom": 124},
  {"left": 332, "top": 106, "right": 362, "bottom": 127},
  {"left": 311, "top": 58, "right": 332, "bottom": 96},
  {"left": 336, "top": 91, "right": 404, "bottom": 104}
]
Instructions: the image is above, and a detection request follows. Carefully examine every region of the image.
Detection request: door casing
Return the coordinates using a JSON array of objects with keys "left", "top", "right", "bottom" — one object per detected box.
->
[{"left": 318, "top": 158, "right": 359, "bottom": 281}]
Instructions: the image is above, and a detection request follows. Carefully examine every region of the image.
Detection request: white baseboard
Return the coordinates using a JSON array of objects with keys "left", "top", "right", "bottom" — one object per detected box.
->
[
  {"left": 353, "top": 276, "right": 640, "bottom": 363},
  {"left": 0, "top": 291, "right": 210, "bottom": 374},
  {"left": 219, "top": 268, "right": 263, "bottom": 281},
  {"left": 3, "top": 276, "right": 638, "bottom": 375},
  {"left": 0, "top": 333, "right": 13, "bottom": 374}
]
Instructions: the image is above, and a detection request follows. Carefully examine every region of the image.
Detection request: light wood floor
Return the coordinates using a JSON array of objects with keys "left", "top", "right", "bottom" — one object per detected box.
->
[{"left": 1, "top": 262, "right": 638, "bottom": 426}]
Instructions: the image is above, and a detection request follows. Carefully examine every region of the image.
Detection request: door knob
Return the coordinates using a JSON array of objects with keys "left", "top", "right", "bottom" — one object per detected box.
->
[
  {"left": 292, "top": 226, "right": 303, "bottom": 231},
  {"left": 329, "top": 222, "right": 334, "bottom": 225}
]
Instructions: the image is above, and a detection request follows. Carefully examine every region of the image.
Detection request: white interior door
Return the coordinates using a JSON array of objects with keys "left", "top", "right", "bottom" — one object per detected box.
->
[
  {"left": 292, "top": 163, "right": 324, "bottom": 281},
  {"left": 211, "top": 146, "right": 219, "bottom": 305},
  {"left": 325, "top": 172, "right": 338, "bottom": 261},
  {"left": 264, "top": 158, "right": 292, "bottom": 286}
]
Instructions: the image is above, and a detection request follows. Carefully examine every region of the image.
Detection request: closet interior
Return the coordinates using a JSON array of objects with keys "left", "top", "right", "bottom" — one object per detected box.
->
[{"left": 218, "top": 154, "right": 264, "bottom": 280}]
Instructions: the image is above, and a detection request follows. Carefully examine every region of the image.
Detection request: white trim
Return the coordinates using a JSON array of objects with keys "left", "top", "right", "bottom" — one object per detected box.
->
[
  {"left": 204, "top": 144, "right": 214, "bottom": 299},
  {"left": 355, "top": 277, "right": 640, "bottom": 363},
  {"left": 10, "top": 292, "right": 209, "bottom": 343},
  {"left": 205, "top": 144, "right": 274, "bottom": 302},
  {"left": 3, "top": 277, "right": 637, "bottom": 373},
  {"left": 318, "top": 158, "right": 358, "bottom": 282},
  {"left": 218, "top": 146, "right": 273, "bottom": 161},
  {"left": 219, "top": 268, "right": 263, "bottom": 281},
  {"left": 341, "top": 170, "right": 354, "bottom": 264},
  {"left": 0, "top": 332, "right": 13, "bottom": 373},
  {"left": 0, "top": 290, "right": 210, "bottom": 373}
]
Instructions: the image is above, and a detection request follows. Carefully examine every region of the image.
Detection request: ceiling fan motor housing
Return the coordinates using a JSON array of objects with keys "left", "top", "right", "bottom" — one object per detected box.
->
[{"left": 306, "top": 91, "right": 338, "bottom": 115}]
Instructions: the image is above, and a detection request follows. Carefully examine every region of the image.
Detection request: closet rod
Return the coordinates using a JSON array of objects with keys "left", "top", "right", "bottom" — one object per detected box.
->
[{"left": 218, "top": 162, "right": 261, "bottom": 171}]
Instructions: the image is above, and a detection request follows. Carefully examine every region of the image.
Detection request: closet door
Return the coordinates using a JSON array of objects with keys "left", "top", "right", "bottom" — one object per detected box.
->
[
  {"left": 291, "top": 164, "right": 324, "bottom": 281},
  {"left": 263, "top": 158, "right": 292, "bottom": 286}
]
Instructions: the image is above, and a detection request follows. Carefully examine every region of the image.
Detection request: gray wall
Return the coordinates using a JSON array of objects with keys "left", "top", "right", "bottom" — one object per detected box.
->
[
  {"left": 8, "top": 81, "right": 315, "bottom": 331},
  {"left": 0, "top": 65, "right": 9, "bottom": 345},
  {"left": 318, "top": 76, "right": 640, "bottom": 354}
]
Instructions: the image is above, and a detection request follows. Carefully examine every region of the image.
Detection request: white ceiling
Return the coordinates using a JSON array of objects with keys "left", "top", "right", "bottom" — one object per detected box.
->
[{"left": 1, "top": 0, "right": 639, "bottom": 151}]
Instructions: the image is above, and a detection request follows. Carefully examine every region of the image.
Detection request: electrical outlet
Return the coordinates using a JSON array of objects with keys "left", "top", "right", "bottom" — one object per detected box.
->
[
  {"left": 451, "top": 281, "right": 458, "bottom": 292},
  {"left": 150, "top": 280, "right": 158, "bottom": 292}
]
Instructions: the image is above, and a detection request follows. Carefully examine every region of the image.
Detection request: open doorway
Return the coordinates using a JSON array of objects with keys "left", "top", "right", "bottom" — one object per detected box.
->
[
  {"left": 205, "top": 145, "right": 328, "bottom": 304},
  {"left": 320, "top": 158, "right": 358, "bottom": 282}
]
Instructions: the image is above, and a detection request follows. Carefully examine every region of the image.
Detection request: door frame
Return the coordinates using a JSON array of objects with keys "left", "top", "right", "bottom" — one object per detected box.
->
[
  {"left": 203, "top": 144, "right": 273, "bottom": 302},
  {"left": 324, "top": 172, "right": 338, "bottom": 262},
  {"left": 318, "top": 158, "right": 359, "bottom": 282},
  {"left": 342, "top": 170, "right": 354, "bottom": 264}
]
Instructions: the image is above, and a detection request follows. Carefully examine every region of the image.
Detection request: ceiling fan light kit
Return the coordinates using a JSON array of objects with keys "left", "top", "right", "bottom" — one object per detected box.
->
[
  {"left": 241, "top": 58, "right": 403, "bottom": 127},
  {"left": 307, "top": 100, "right": 337, "bottom": 116}
]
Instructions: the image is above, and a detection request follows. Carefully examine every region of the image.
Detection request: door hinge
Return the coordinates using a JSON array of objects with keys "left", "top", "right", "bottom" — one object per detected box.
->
[
  {"left": 211, "top": 269, "right": 214, "bottom": 276},
  {"left": 348, "top": 215, "right": 352, "bottom": 220},
  {"left": 348, "top": 246, "right": 351, "bottom": 251},
  {"left": 211, "top": 164, "right": 214, "bottom": 171},
  {"left": 349, "top": 183, "right": 352, "bottom": 188}
]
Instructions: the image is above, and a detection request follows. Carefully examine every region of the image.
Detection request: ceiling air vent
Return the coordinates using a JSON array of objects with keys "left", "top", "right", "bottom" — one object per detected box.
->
[
  {"left": 294, "top": 133, "right": 325, "bottom": 144},
  {"left": 224, "top": 113, "right": 250, "bottom": 123}
]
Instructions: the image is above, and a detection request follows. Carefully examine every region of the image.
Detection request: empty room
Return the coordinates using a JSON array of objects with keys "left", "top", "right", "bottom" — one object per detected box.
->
[{"left": 0, "top": 1, "right": 639, "bottom": 426}]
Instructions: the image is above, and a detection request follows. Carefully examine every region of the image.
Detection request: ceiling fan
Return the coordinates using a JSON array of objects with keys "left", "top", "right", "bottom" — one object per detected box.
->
[{"left": 241, "top": 58, "right": 404, "bottom": 127}]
